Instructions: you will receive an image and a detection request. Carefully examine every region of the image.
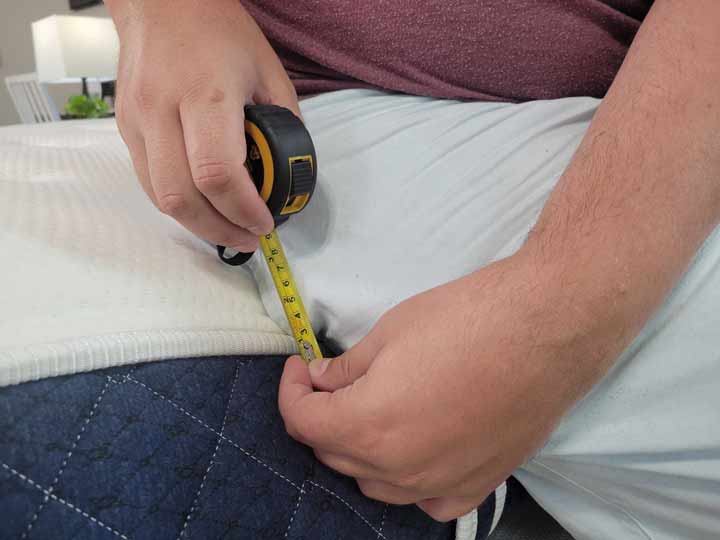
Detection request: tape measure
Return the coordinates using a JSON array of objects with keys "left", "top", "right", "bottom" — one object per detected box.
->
[{"left": 218, "top": 105, "right": 321, "bottom": 363}]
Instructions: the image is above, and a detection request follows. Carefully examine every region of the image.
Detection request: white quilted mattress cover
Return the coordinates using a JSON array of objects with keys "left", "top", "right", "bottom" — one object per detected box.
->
[{"left": 0, "top": 119, "right": 295, "bottom": 387}]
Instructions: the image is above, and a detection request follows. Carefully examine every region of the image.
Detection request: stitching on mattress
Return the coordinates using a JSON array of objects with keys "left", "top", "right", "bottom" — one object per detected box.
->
[
  {"left": 307, "top": 480, "right": 388, "bottom": 540},
  {"left": 284, "top": 480, "right": 307, "bottom": 538},
  {"left": 20, "top": 379, "right": 111, "bottom": 539},
  {"left": 121, "top": 366, "right": 137, "bottom": 383},
  {"left": 176, "top": 363, "right": 239, "bottom": 539},
  {"left": 1, "top": 462, "right": 129, "bottom": 540},
  {"left": 109, "top": 367, "right": 388, "bottom": 540},
  {"left": 117, "top": 374, "right": 303, "bottom": 491},
  {"left": 377, "top": 504, "right": 388, "bottom": 538}
]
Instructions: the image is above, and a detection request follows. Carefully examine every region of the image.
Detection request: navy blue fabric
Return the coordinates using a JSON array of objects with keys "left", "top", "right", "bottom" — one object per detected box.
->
[{"left": 0, "top": 356, "right": 495, "bottom": 539}]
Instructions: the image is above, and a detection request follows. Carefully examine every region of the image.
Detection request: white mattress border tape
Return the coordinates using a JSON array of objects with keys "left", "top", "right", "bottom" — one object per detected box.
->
[{"left": 0, "top": 329, "right": 297, "bottom": 387}]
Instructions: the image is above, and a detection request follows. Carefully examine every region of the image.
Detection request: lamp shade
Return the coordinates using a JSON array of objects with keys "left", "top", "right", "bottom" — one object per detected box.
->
[{"left": 32, "top": 15, "right": 119, "bottom": 83}]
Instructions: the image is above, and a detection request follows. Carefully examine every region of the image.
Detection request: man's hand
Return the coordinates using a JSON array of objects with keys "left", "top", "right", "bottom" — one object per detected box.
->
[
  {"left": 280, "top": 0, "right": 720, "bottom": 522},
  {"left": 106, "top": 0, "right": 300, "bottom": 250},
  {"left": 279, "top": 249, "right": 624, "bottom": 522}
]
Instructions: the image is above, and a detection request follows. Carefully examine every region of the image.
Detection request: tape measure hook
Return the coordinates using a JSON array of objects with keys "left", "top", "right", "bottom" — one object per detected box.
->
[{"left": 301, "top": 340, "right": 316, "bottom": 361}]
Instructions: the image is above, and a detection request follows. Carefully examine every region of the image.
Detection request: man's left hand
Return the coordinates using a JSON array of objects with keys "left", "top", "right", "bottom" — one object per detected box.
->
[{"left": 278, "top": 248, "right": 616, "bottom": 522}]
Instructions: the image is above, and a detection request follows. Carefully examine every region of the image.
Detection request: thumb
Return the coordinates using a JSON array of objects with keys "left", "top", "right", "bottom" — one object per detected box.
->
[{"left": 309, "top": 333, "right": 381, "bottom": 392}]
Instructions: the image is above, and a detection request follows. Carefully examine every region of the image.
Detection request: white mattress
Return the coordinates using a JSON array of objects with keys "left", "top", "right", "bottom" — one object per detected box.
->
[{"left": 0, "top": 119, "right": 295, "bottom": 387}]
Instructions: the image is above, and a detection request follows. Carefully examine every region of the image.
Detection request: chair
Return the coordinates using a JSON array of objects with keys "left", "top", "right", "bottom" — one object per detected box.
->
[{"left": 4, "top": 72, "right": 60, "bottom": 124}]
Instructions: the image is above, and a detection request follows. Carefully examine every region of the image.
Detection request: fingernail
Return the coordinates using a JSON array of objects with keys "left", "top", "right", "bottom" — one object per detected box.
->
[
  {"left": 249, "top": 225, "right": 264, "bottom": 236},
  {"left": 309, "top": 358, "right": 330, "bottom": 378}
]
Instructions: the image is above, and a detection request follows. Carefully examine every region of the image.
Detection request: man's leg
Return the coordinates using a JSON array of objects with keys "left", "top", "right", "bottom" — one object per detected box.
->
[
  {"left": 517, "top": 228, "right": 720, "bottom": 540},
  {"left": 257, "top": 89, "right": 720, "bottom": 539}
]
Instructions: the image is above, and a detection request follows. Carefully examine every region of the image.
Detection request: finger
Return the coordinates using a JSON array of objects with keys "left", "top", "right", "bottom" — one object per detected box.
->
[
  {"left": 144, "top": 108, "right": 259, "bottom": 250},
  {"left": 417, "top": 496, "right": 480, "bottom": 523},
  {"left": 308, "top": 332, "right": 382, "bottom": 392},
  {"left": 278, "top": 355, "right": 369, "bottom": 456},
  {"left": 117, "top": 121, "right": 157, "bottom": 205},
  {"left": 313, "top": 449, "right": 382, "bottom": 480},
  {"left": 179, "top": 92, "right": 274, "bottom": 235},
  {"left": 357, "top": 478, "right": 424, "bottom": 505},
  {"left": 130, "top": 146, "right": 156, "bottom": 205}
]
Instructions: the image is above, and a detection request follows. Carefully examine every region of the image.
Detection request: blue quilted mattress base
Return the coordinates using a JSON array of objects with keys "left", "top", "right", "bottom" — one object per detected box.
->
[{"left": 0, "top": 355, "right": 495, "bottom": 540}]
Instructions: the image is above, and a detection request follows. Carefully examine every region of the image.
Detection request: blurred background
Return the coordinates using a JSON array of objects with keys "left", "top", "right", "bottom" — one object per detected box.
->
[{"left": 0, "top": 0, "right": 112, "bottom": 126}]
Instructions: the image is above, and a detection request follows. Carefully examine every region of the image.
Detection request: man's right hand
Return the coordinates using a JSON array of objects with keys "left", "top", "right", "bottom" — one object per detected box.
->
[{"left": 106, "top": 0, "right": 300, "bottom": 250}]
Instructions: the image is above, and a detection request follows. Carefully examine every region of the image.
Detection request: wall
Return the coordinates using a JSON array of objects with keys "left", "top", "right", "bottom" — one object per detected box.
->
[{"left": 0, "top": 0, "right": 109, "bottom": 126}]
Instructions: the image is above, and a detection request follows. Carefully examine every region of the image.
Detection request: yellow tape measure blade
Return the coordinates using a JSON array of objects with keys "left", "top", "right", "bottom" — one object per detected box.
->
[{"left": 259, "top": 231, "right": 321, "bottom": 363}]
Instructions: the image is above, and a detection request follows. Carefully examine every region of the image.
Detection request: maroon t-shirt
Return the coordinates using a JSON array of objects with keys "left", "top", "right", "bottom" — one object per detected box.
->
[{"left": 244, "top": 1, "right": 653, "bottom": 102}]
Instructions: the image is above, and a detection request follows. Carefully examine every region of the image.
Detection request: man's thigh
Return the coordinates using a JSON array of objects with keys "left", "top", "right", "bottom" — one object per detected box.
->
[
  {"left": 519, "top": 226, "right": 720, "bottom": 540},
  {"left": 261, "top": 89, "right": 720, "bottom": 540}
]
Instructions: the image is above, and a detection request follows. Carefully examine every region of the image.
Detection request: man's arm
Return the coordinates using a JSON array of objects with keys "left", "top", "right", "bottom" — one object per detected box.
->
[
  {"left": 105, "top": 0, "right": 300, "bottom": 249},
  {"left": 278, "top": 0, "right": 720, "bottom": 522},
  {"left": 527, "top": 0, "right": 720, "bottom": 382}
]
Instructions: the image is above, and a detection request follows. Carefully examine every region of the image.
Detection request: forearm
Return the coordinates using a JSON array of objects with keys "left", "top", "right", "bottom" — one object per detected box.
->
[{"left": 524, "top": 0, "right": 720, "bottom": 371}]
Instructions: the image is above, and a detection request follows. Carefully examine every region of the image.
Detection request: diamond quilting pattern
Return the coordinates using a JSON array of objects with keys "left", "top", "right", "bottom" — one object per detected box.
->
[{"left": 0, "top": 356, "right": 455, "bottom": 540}]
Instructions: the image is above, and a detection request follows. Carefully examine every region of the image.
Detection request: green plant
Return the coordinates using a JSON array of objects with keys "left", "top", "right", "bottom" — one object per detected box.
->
[{"left": 64, "top": 95, "right": 110, "bottom": 119}]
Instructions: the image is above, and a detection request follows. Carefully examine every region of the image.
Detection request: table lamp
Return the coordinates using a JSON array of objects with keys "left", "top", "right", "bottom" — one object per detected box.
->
[{"left": 32, "top": 15, "right": 119, "bottom": 97}]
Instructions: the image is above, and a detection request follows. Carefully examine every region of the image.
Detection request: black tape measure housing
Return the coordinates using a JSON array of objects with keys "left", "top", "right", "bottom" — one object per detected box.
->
[
  {"left": 218, "top": 105, "right": 317, "bottom": 266},
  {"left": 245, "top": 105, "right": 317, "bottom": 220}
]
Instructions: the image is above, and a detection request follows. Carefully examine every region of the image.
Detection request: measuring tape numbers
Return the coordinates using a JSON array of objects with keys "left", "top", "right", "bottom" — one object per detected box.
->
[{"left": 218, "top": 105, "right": 322, "bottom": 363}]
